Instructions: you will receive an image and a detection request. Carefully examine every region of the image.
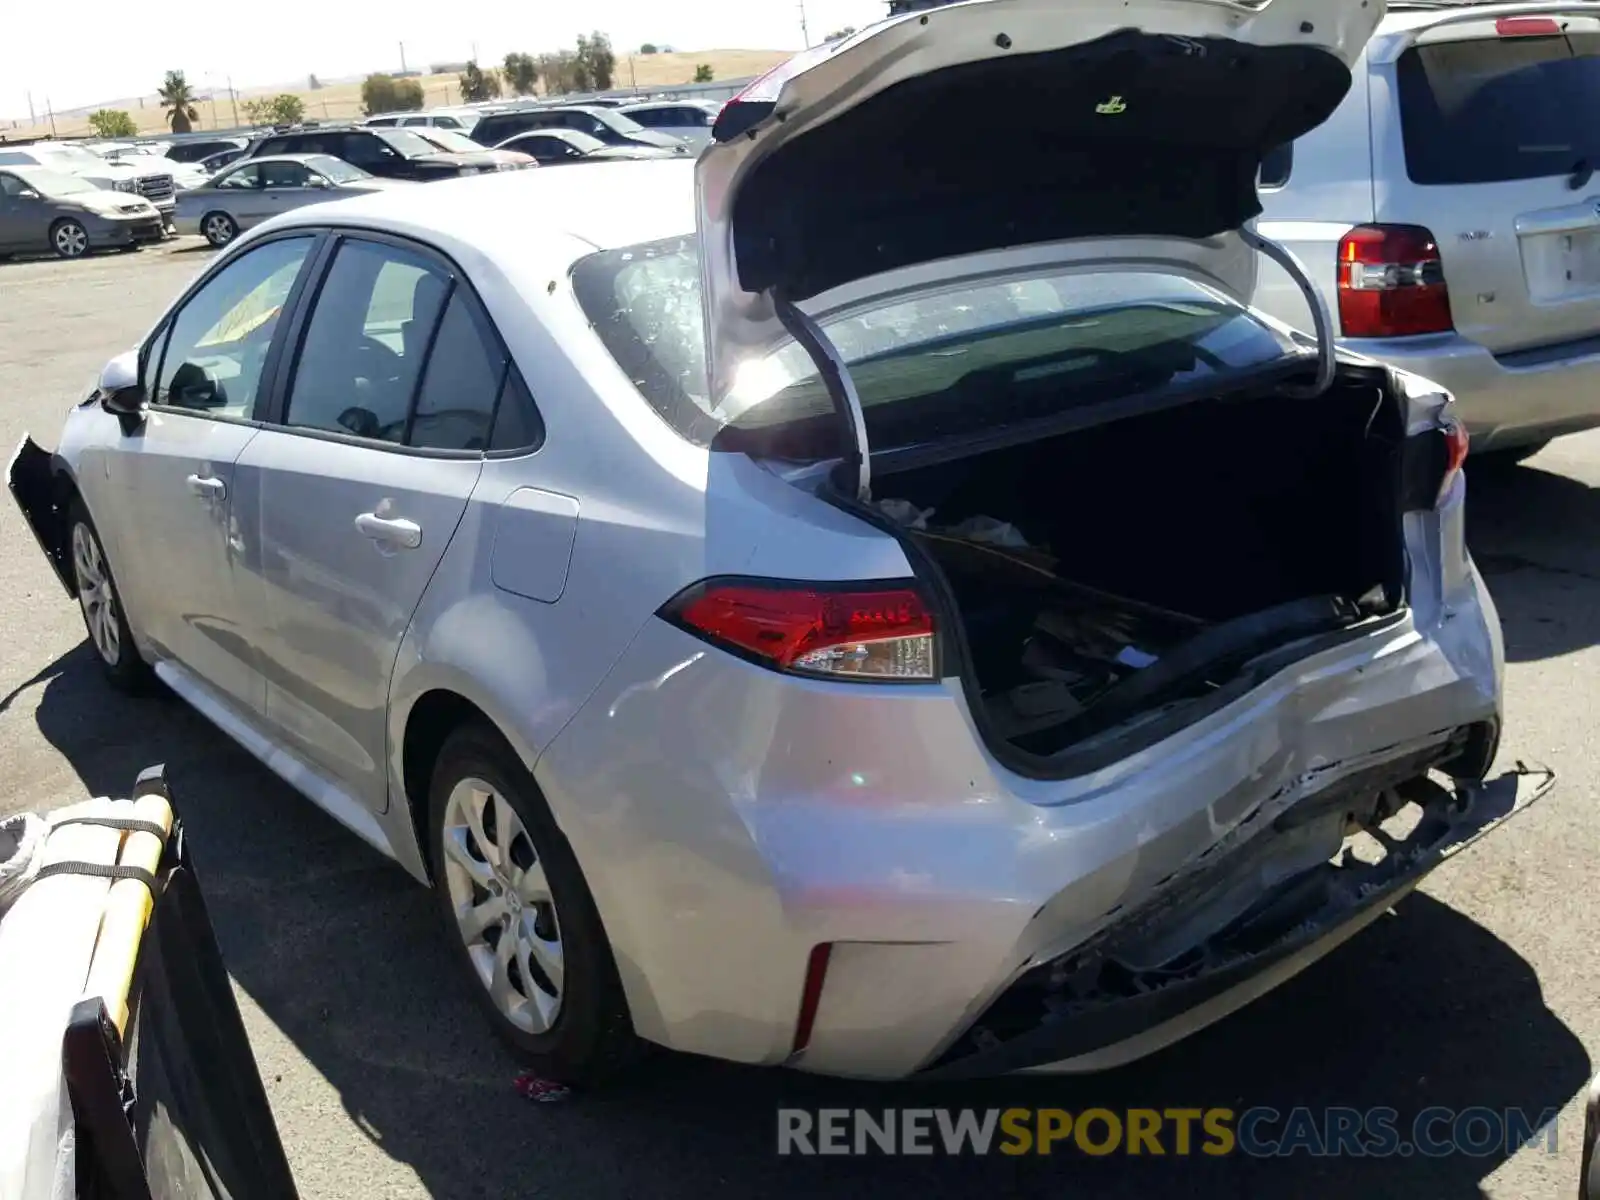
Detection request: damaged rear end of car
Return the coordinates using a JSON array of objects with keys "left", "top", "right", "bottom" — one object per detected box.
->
[{"left": 556, "top": 0, "right": 1544, "bottom": 1078}]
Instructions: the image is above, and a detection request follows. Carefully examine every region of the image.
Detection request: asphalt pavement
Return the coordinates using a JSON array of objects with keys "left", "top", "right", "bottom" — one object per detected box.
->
[{"left": 1, "top": 241, "right": 1596, "bottom": 1199}]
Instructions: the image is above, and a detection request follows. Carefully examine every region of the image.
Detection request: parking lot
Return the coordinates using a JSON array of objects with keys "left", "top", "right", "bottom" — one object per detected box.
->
[{"left": 2, "top": 241, "right": 1598, "bottom": 1198}]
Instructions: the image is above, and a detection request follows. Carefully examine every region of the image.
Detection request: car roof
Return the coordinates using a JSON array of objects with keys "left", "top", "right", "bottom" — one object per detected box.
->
[
  {"left": 231, "top": 154, "right": 329, "bottom": 167},
  {"left": 262, "top": 157, "right": 695, "bottom": 256}
]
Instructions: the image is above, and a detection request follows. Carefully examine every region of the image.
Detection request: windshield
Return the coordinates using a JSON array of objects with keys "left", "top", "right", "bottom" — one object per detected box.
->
[
  {"left": 420, "top": 130, "right": 481, "bottom": 154},
  {"left": 596, "top": 109, "right": 645, "bottom": 133},
  {"left": 379, "top": 129, "right": 445, "bottom": 158},
  {"left": 309, "top": 155, "right": 371, "bottom": 183},
  {"left": 572, "top": 237, "right": 1303, "bottom": 456},
  {"left": 21, "top": 169, "right": 98, "bottom": 197}
]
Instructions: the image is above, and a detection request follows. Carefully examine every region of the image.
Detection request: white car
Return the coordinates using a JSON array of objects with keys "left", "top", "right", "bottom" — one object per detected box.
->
[
  {"left": 0, "top": 143, "right": 177, "bottom": 224},
  {"left": 9, "top": 0, "right": 1544, "bottom": 1088}
]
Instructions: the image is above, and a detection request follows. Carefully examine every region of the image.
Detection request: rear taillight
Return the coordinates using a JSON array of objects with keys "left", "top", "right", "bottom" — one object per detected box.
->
[
  {"left": 1337, "top": 224, "right": 1454, "bottom": 338},
  {"left": 664, "top": 579, "right": 938, "bottom": 681},
  {"left": 1439, "top": 416, "right": 1470, "bottom": 503},
  {"left": 1403, "top": 414, "right": 1469, "bottom": 509}
]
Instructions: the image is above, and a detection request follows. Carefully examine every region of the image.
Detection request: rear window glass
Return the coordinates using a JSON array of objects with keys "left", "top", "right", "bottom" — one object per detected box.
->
[
  {"left": 571, "top": 237, "right": 1302, "bottom": 456},
  {"left": 1398, "top": 31, "right": 1600, "bottom": 185}
]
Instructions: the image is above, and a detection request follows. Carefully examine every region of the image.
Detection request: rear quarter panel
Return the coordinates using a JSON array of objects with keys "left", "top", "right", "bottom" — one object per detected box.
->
[{"left": 384, "top": 229, "right": 913, "bottom": 874}]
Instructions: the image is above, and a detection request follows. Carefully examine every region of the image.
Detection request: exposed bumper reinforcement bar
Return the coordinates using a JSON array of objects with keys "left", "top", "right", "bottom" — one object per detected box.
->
[
  {"left": 8, "top": 434, "right": 76, "bottom": 599},
  {"left": 920, "top": 763, "right": 1555, "bottom": 1080}
]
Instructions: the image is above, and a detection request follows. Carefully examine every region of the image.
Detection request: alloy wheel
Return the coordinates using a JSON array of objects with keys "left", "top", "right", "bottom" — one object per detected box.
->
[
  {"left": 54, "top": 222, "right": 88, "bottom": 258},
  {"left": 71, "top": 522, "right": 121, "bottom": 666},
  {"left": 440, "top": 777, "right": 565, "bottom": 1034},
  {"left": 203, "top": 214, "right": 235, "bottom": 247}
]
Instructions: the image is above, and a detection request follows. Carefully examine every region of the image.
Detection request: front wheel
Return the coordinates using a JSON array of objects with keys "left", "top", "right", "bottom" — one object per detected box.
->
[
  {"left": 201, "top": 212, "right": 237, "bottom": 248},
  {"left": 428, "top": 723, "right": 638, "bottom": 1086},
  {"left": 68, "top": 502, "right": 154, "bottom": 693},
  {"left": 51, "top": 220, "right": 89, "bottom": 259}
]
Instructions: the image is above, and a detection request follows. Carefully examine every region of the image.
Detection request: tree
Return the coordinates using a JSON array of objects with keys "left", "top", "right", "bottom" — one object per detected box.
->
[
  {"left": 639, "top": 43, "right": 658, "bottom": 54},
  {"left": 502, "top": 52, "right": 539, "bottom": 96},
  {"left": 693, "top": 64, "right": 715, "bottom": 83},
  {"left": 824, "top": 26, "right": 857, "bottom": 42},
  {"left": 536, "top": 51, "right": 581, "bottom": 96},
  {"left": 158, "top": 71, "right": 199, "bottom": 134},
  {"left": 88, "top": 109, "right": 137, "bottom": 138},
  {"left": 574, "top": 31, "right": 616, "bottom": 92},
  {"left": 361, "top": 73, "right": 424, "bottom": 115},
  {"left": 458, "top": 61, "right": 502, "bottom": 103},
  {"left": 245, "top": 93, "right": 305, "bottom": 125}
]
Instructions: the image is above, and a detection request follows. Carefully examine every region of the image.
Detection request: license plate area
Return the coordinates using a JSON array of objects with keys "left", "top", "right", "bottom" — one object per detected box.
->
[{"left": 1521, "top": 225, "right": 1600, "bottom": 302}]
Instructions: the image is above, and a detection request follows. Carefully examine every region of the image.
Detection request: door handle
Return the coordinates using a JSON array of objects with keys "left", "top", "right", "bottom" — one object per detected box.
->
[
  {"left": 355, "top": 512, "right": 423, "bottom": 550},
  {"left": 186, "top": 474, "right": 226, "bottom": 501}
]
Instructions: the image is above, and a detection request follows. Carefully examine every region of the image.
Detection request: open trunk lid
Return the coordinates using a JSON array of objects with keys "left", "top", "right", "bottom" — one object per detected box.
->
[
  {"left": 695, "top": 0, "right": 1384, "bottom": 431},
  {"left": 1377, "top": 6, "right": 1600, "bottom": 354}
]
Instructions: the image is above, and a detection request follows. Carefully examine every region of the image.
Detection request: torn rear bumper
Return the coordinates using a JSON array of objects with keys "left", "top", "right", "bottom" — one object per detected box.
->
[
  {"left": 8, "top": 435, "right": 75, "bottom": 599},
  {"left": 920, "top": 763, "right": 1555, "bottom": 1079}
]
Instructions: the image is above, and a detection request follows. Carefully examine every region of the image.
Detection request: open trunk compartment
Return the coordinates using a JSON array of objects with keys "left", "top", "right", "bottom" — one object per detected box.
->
[{"left": 869, "top": 368, "right": 1409, "bottom": 768}]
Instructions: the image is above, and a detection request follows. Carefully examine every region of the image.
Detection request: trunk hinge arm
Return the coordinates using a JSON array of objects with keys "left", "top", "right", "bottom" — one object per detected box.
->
[
  {"left": 771, "top": 290, "right": 872, "bottom": 502},
  {"left": 1240, "top": 225, "right": 1335, "bottom": 399}
]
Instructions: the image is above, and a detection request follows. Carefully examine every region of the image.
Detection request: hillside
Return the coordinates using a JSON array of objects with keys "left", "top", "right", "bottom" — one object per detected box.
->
[{"left": 1, "top": 49, "right": 789, "bottom": 141}]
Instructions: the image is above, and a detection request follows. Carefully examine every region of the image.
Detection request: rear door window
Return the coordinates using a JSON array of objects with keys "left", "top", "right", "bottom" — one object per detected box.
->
[
  {"left": 1398, "top": 31, "right": 1600, "bottom": 185},
  {"left": 283, "top": 240, "right": 451, "bottom": 443}
]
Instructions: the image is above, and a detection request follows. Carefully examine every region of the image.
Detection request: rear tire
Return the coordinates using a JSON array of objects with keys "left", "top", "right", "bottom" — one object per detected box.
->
[
  {"left": 201, "top": 212, "right": 237, "bottom": 248},
  {"left": 67, "top": 501, "right": 154, "bottom": 694},
  {"left": 427, "top": 722, "right": 638, "bottom": 1087}
]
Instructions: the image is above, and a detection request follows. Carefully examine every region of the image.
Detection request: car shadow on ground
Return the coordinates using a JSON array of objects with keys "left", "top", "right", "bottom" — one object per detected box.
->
[
  {"left": 7, "top": 641, "right": 1590, "bottom": 1200},
  {"left": 1467, "top": 460, "right": 1600, "bottom": 663}
]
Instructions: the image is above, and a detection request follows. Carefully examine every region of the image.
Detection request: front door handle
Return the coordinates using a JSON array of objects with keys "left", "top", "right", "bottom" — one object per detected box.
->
[
  {"left": 355, "top": 512, "right": 423, "bottom": 550},
  {"left": 186, "top": 474, "right": 226, "bottom": 501}
]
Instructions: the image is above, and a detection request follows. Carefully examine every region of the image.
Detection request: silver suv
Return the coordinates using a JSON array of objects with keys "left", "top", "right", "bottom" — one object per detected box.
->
[{"left": 1256, "top": 2, "right": 1600, "bottom": 460}]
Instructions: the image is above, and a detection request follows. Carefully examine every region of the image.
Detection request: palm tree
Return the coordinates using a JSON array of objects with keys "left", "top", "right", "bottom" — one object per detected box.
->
[{"left": 159, "top": 71, "right": 200, "bottom": 133}]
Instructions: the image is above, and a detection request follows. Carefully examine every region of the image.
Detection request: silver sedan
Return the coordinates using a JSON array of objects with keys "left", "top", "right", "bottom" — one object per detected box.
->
[{"left": 174, "top": 154, "right": 408, "bottom": 248}]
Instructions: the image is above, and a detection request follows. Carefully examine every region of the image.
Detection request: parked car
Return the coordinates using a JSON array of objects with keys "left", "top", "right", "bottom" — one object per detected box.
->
[
  {"left": 0, "top": 143, "right": 176, "bottom": 226},
  {"left": 90, "top": 149, "right": 210, "bottom": 193},
  {"left": 493, "top": 129, "right": 680, "bottom": 167},
  {"left": 175, "top": 154, "right": 408, "bottom": 248},
  {"left": 195, "top": 147, "right": 250, "bottom": 175},
  {"left": 617, "top": 100, "right": 720, "bottom": 150},
  {"left": 365, "top": 110, "right": 479, "bottom": 134},
  {"left": 411, "top": 128, "right": 535, "bottom": 171},
  {"left": 1255, "top": 1, "right": 1600, "bottom": 461},
  {"left": 9, "top": 0, "right": 1546, "bottom": 1090},
  {"left": 159, "top": 137, "right": 251, "bottom": 165},
  {"left": 242, "top": 127, "right": 508, "bottom": 182},
  {"left": 468, "top": 105, "right": 684, "bottom": 153},
  {"left": 0, "top": 166, "right": 164, "bottom": 258}
]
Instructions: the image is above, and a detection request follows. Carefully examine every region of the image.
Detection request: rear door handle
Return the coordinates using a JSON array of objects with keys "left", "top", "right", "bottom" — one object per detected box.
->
[
  {"left": 355, "top": 512, "right": 423, "bottom": 550},
  {"left": 186, "top": 474, "right": 226, "bottom": 501}
]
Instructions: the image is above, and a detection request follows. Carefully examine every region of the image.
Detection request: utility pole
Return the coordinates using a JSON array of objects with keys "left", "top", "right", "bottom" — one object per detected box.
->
[
  {"left": 399, "top": 42, "right": 408, "bottom": 74},
  {"left": 227, "top": 76, "right": 239, "bottom": 126},
  {"left": 46, "top": 98, "right": 57, "bottom": 138},
  {"left": 799, "top": 0, "right": 811, "bottom": 47},
  {"left": 26, "top": 91, "right": 35, "bottom": 125}
]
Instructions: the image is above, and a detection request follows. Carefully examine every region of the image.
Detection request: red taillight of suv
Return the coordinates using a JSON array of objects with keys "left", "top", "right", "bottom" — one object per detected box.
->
[
  {"left": 663, "top": 579, "right": 938, "bottom": 681},
  {"left": 1337, "top": 224, "right": 1455, "bottom": 338}
]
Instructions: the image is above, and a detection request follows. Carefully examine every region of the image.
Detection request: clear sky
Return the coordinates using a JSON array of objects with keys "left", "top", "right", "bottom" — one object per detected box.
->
[{"left": 0, "top": 0, "right": 892, "bottom": 117}]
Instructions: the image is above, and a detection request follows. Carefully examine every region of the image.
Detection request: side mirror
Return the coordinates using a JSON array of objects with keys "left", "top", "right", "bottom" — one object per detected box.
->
[
  {"left": 309, "top": 177, "right": 331, "bottom": 189},
  {"left": 16, "top": 188, "right": 41, "bottom": 200},
  {"left": 98, "top": 351, "right": 147, "bottom": 433}
]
